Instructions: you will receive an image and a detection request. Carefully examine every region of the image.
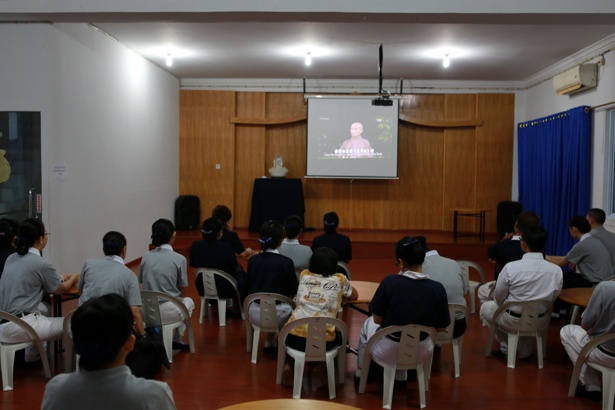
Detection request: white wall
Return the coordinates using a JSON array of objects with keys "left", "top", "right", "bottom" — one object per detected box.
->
[{"left": 0, "top": 23, "right": 180, "bottom": 273}]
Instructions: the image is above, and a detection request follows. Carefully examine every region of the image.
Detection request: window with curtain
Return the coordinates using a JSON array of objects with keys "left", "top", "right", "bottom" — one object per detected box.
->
[{"left": 517, "top": 106, "right": 591, "bottom": 256}]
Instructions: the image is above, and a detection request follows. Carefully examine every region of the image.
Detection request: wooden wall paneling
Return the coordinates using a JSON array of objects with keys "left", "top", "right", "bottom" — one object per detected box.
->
[
  {"left": 179, "top": 90, "right": 236, "bottom": 222},
  {"left": 402, "top": 94, "right": 445, "bottom": 122},
  {"left": 350, "top": 179, "right": 390, "bottom": 229},
  {"left": 443, "top": 128, "right": 477, "bottom": 233},
  {"left": 441, "top": 94, "right": 479, "bottom": 233},
  {"left": 234, "top": 93, "right": 267, "bottom": 228},
  {"left": 476, "top": 93, "right": 515, "bottom": 233},
  {"left": 398, "top": 125, "right": 446, "bottom": 230}
]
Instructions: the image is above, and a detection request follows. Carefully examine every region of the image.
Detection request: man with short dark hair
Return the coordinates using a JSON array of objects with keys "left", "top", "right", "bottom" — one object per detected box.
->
[
  {"left": 41, "top": 294, "right": 176, "bottom": 409},
  {"left": 547, "top": 216, "right": 612, "bottom": 288},
  {"left": 479, "top": 211, "right": 540, "bottom": 305},
  {"left": 78, "top": 231, "right": 145, "bottom": 337},
  {"left": 587, "top": 208, "right": 615, "bottom": 271},
  {"left": 480, "top": 225, "right": 562, "bottom": 358},
  {"left": 278, "top": 215, "right": 312, "bottom": 277}
]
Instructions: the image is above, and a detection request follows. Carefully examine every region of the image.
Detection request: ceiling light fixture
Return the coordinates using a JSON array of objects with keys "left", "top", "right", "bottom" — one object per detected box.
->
[
  {"left": 443, "top": 53, "right": 450, "bottom": 68},
  {"left": 166, "top": 53, "right": 173, "bottom": 67},
  {"left": 305, "top": 52, "right": 312, "bottom": 67}
]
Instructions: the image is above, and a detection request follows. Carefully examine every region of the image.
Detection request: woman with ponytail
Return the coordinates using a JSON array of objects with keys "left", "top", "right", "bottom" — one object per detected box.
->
[
  {"left": 246, "top": 220, "right": 298, "bottom": 348},
  {"left": 139, "top": 219, "right": 195, "bottom": 350},
  {"left": 0, "top": 218, "right": 79, "bottom": 363},
  {"left": 189, "top": 217, "right": 247, "bottom": 302}
]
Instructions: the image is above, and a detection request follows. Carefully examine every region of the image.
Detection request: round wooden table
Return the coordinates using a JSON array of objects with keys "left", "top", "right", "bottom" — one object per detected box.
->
[
  {"left": 558, "top": 287, "right": 595, "bottom": 324},
  {"left": 558, "top": 287, "right": 594, "bottom": 307},
  {"left": 219, "top": 399, "right": 362, "bottom": 410}
]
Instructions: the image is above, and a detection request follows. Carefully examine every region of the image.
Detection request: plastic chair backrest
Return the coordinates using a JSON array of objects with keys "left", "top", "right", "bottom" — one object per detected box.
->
[
  {"left": 197, "top": 268, "right": 238, "bottom": 299},
  {"left": 277, "top": 316, "right": 348, "bottom": 363},
  {"left": 568, "top": 332, "right": 615, "bottom": 397},
  {"left": 437, "top": 304, "right": 469, "bottom": 343},
  {"left": 63, "top": 309, "right": 77, "bottom": 372},
  {"left": 140, "top": 290, "right": 164, "bottom": 328},
  {"left": 244, "top": 292, "right": 296, "bottom": 333},
  {"left": 365, "top": 323, "right": 438, "bottom": 369},
  {"left": 337, "top": 262, "right": 352, "bottom": 280},
  {"left": 456, "top": 260, "right": 486, "bottom": 286},
  {"left": 0, "top": 310, "right": 52, "bottom": 380},
  {"left": 492, "top": 299, "right": 553, "bottom": 334}
]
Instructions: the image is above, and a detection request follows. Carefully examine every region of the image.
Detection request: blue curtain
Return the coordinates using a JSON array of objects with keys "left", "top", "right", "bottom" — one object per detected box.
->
[{"left": 517, "top": 106, "right": 591, "bottom": 255}]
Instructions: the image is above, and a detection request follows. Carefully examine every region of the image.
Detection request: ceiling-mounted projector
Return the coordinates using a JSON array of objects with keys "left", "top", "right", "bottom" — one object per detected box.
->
[{"left": 372, "top": 97, "right": 393, "bottom": 106}]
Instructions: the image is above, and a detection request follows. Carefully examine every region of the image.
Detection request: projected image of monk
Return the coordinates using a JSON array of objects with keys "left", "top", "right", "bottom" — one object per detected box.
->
[{"left": 337, "top": 122, "right": 374, "bottom": 158}]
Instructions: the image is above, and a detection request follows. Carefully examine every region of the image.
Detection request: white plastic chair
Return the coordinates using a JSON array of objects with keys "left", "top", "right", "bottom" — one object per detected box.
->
[
  {"left": 456, "top": 260, "right": 486, "bottom": 314},
  {"left": 358, "top": 324, "right": 438, "bottom": 409},
  {"left": 244, "top": 292, "right": 296, "bottom": 364},
  {"left": 434, "top": 303, "right": 469, "bottom": 378},
  {"left": 568, "top": 332, "right": 615, "bottom": 410},
  {"left": 337, "top": 261, "right": 352, "bottom": 280},
  {"left": 140, "top": 290, "right": 195, "bottom": 363},
  {"left": 0, "top": 311, "right": 52, "bottom": 391},
  {"left": 196, "top": 268, "right": 244, "bottom": 326},
  {"left": 484, "top": 300, "right": 553, "bottom": 369},
  {"left": 276, "top": 316, "right": 348, "bottom": 399},
  {"left": 62, "top": 309, "right": 76, "bottom": 372}
]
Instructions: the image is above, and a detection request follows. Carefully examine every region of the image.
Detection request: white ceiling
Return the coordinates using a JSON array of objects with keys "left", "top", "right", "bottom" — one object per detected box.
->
[{"left": 2, "top": 2, "right": 615, "bottom": 84}]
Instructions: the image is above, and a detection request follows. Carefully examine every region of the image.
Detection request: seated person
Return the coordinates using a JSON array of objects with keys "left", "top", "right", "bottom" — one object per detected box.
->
[
  {"left": 139, "top": 218, "right": 195, "bottom": 351},
  {"left": 481, "top": 225, "right": 562, "bottom": 358},
  {"left": 78, "top": 231, "right": 145, "bottom": 338},
  {"left": 278, "top": 215, "right": 313, "bottom": 278},
  {"left": 0, "top": 218, "right": 78, "bottom": 363},
  {"left": 561, "top": 281, "right": 615, "bottom": 402},
  {"left": 212, "top": 204, "right": 254, "bottom": 259},
  {"left": 281, "top": 247, "right": 357, "bottom": 386},
  {"left": 546, "top": 216, "right": 612, "bottom": 288},
  {"left": 311, "top": 212, "right": 352, "bottom": 264},
  {"left": 247, "top": 220, "right": 299, "bottom": 348},
  {"left": 478, "top": 211, "right": 539, "bottom": 304},
  {"left": 285, "top": 247, "right": 358, "bottom": 350},
  {"left": 587, "top": 208, "right": 615, "bottom": 271},
  {"left": 41, "top": 294, "right": 176, "bottom": 410},
  {"left": 418, "top": 236, "right": 468, "bottom": 339},
  {"left": 355, "top": 236, "right": 450, "bottom": 381},
  {"left": 190, "top": 217, "right": 247, "bottom": 302}
]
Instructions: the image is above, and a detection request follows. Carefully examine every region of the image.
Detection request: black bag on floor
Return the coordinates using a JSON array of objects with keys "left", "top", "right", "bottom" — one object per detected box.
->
[{"left": 126, "top": 327, "right": 170, "bottom": 379}]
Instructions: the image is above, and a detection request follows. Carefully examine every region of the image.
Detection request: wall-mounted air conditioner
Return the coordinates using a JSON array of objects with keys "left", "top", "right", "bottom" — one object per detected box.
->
[{"left": 553, "top": 64, "right": 597, "bottom": 96}]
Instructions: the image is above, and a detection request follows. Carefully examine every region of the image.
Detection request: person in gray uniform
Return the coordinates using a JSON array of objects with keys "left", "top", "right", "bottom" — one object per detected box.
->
[
  {"left": 41, "top": 294, "right": 176, "bottom": 410},
  {"left": 139, "top": 218, "right": 194, "bottom": 351},
  {"left": 587, "top": 208, "right": 615, "bottom": 272},
  {"left": 0, "top": 218, "right": 79, "bottom": 362},
  {"left": 547, "top": 216, "right": 612, "bottom": 288},
  {"left": 561, "top": 281, "right": 615, "bottom": 402},
  {"left": 278, "top": 215, "right": 312, "bottom": 278},
  {"left": 78, "top": 231, "right": 145, "bottom": 337},
  {"left": 418, "top": 236, "right": 468, "bottom": 338}
]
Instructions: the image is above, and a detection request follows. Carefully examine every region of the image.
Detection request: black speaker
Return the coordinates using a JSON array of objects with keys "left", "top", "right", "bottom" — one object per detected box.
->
[
  {"left": 496, "top": 201, "right": 522, "bottom": 237},
  {"left": 174, "top": 195, "right": 200, "bottom": 230}
]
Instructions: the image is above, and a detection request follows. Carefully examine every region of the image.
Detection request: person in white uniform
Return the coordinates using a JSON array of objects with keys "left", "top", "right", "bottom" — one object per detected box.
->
[
  {"left": 41, "top": 293, "right": 176, "bottom": 410},
  {"left": 139, "top": 218, "right": 195, "bottom": 350},
  {"left": 0, "top": 218, "right": 79, "bottom": 362},
  {"left": 480, "top": 224, "right": 563, "bottom": 359}
]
